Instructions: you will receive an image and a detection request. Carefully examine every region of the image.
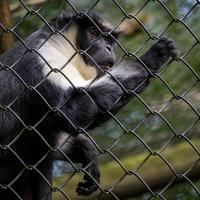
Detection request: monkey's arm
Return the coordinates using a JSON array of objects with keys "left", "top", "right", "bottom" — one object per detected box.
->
[
  {"left": 52, "top": 134, "right": 100, "bottom": 195},
  {"left": 32, "top": 134, "right": 100, "bottom": 199},
  {"left": 57, "top": 38, "right": 176, "bottom": 132}
]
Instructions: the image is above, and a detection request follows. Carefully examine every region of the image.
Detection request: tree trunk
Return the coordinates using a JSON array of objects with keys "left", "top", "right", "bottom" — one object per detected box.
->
[{"left": 0, "top": 0, "right": 13, "bottom": 54}]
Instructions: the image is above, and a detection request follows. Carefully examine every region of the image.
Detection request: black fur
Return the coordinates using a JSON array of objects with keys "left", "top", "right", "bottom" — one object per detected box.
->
[{"left": 0, "top": 11, "right": 177, "bottom": 200}]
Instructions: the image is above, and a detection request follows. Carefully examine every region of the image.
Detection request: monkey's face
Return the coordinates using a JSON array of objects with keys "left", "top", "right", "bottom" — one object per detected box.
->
[{"left": 76, "top": 15, "right": 119, "bottom": 73}]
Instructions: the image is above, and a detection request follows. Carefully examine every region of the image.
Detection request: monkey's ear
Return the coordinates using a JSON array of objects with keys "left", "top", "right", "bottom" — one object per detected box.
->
[{"left": 50, "top": 11, "right": 73, "bottom": 31}]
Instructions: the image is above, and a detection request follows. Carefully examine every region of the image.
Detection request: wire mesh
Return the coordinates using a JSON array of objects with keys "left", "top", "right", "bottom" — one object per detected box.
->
[{"left": 0, "top": 0, "right": 200, "bottom": 200}]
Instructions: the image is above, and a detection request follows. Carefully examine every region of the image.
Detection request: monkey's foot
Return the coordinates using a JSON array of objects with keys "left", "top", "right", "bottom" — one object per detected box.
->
[
  {"left": 141, "top": 37, "right": 177, "bottom": 71},
  {"left": 76, "top": 181, "right": 98, "bottom": 196}
]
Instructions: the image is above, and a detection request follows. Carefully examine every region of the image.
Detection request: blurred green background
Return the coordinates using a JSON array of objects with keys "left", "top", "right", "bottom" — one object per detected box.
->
[{"left": 5, "top": 0, "right": 200, "bottom": 199}]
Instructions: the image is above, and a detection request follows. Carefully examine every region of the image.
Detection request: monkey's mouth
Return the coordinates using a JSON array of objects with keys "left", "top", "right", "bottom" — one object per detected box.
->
[{"left": 97, "top": 62, "right": 113, "bottom": 71}]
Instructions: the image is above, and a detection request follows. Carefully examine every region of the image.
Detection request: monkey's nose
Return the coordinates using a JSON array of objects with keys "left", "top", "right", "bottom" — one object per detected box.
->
[{"left": 105, "top": 45, "right": 112, "bottom": 52}]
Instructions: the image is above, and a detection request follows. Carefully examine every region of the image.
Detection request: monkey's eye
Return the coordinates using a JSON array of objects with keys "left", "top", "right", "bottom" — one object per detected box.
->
[{"left": 89, "top": 27, "right": 101, "bottom": 38}]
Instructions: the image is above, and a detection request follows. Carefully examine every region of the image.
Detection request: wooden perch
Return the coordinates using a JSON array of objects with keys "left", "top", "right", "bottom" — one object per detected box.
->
[{"left": 0, "top": 0, "right": 13, "bottom": 54}]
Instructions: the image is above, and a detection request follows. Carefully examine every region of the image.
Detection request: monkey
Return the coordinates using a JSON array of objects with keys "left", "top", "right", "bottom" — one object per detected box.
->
[{"left": 0, "top": 11, "right": 177, "bottom": 200}]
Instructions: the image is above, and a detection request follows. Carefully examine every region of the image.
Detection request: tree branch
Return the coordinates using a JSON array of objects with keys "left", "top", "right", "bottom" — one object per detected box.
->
[{"left": 10, "top": 0, "right": 47, "bottom": 13}]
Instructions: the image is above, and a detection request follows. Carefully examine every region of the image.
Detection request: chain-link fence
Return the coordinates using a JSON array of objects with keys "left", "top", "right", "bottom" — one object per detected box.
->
[{"left": 0, "top": 0, "right": 200, "bottom": 200}]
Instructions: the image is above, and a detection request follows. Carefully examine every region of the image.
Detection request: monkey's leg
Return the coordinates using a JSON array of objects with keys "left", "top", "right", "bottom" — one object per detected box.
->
[
  {"left": 29, "top": 161, "right": 53, "bottom": 200},
  {"left": 0, "top": 163, "right": 30, "bottom": 200}
]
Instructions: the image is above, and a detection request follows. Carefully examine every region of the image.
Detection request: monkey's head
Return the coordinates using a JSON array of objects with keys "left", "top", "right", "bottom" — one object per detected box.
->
[
  {"left": 75, "top": 13, "right": 120, "bottom": 72},
  {"left": 53, "top": 12, "right": 120, "bottom": 74}
]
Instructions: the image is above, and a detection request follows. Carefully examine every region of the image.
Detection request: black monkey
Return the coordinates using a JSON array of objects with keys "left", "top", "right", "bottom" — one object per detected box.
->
[{"left": 0, "top": 11, "right": 177, "bottom": 200}]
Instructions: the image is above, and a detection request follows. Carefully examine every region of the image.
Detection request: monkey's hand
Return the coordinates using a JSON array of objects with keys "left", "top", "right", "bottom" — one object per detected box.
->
[
  {"left": 76, "top": 164, "right": 100, "bottom": 196},
  {"left": 76, "top": 178, "right": 98, "bottom": 196},
  {"left": 140, "top": 37, "right": 177, "bottom": 73}
]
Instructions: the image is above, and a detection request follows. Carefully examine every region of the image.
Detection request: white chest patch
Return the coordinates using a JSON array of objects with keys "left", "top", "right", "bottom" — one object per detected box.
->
[{"left": 38, "top": 26, "right": 97, "bottom": 89}]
